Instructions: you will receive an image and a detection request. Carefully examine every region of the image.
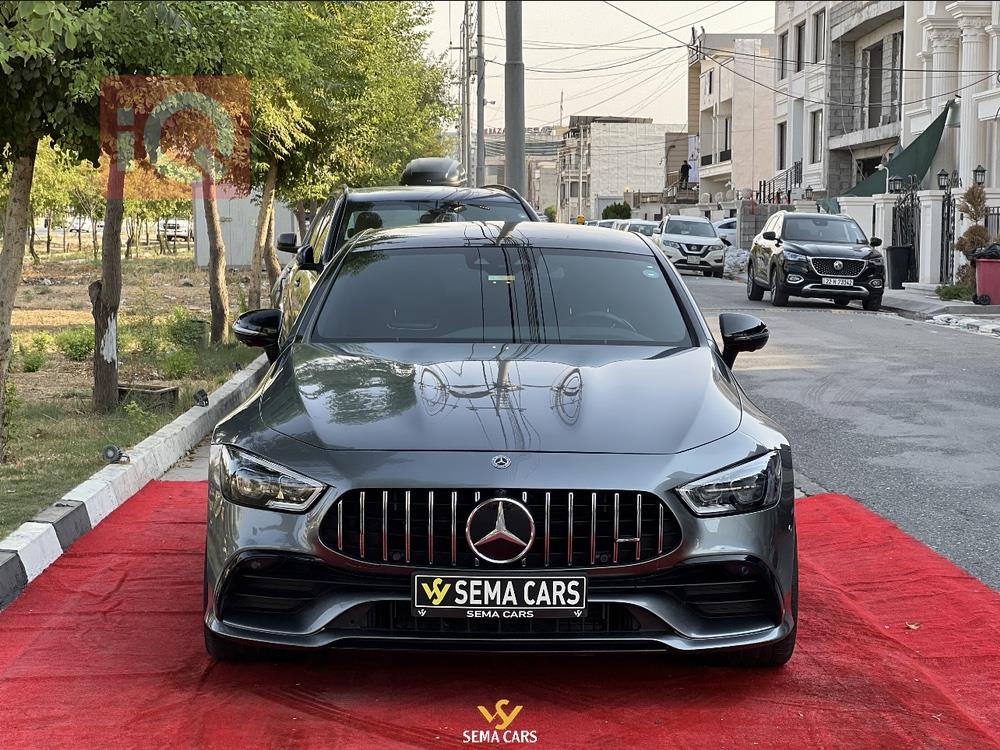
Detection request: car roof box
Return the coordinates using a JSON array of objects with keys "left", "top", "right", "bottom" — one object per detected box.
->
[{"left": 401, "top": 157, "right": 466, "bottom": 187}]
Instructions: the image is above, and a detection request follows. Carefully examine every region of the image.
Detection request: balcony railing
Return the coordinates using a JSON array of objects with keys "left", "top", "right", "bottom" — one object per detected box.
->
[{"left": 755, "top": 160, "right": 802, "bottom": 204}]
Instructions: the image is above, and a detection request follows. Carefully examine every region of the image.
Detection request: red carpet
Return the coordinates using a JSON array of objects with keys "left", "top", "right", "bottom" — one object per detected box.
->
[{"left": 1, "top": 481, "right": 999, "bottom": 749}]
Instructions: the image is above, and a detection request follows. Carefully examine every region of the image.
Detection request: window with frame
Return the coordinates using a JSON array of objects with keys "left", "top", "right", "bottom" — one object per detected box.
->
[
  {"left": 813, "top": 10, "right": 826, "bottom": 62},
  {"left": 795, "top": 22, "right": 806, "bottom": 72},
  {"left": 810, "top": 110, "right": 823, "bottom": 164},
  {"left": 776, "top": 122, "right": 787, "bottom": 170},
  {"left": 778, "top": 32, "right": 788, "bottom": 79}
]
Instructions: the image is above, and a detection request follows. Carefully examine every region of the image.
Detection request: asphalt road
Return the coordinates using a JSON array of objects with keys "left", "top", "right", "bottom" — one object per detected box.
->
[{"left": 686, "top": 273, "right": 1000, "bottom": 590}]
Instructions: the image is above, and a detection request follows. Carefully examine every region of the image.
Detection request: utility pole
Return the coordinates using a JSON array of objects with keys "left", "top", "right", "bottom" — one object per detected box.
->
[
  {"left": 476, "top": 0, "right": 486, "bottom": 187},
  {"left": 504, "top": 0, "right": 525, "bottom": 194},
  {"left": 462, "top": 1, "right": 472, "bottom": 184},
  {"left": 578, "top": 125, "right": 584, "bottom": 218},
  {"left": 458, "top": 9, "right": 467, "bottom": 173},
  {"left": 559, "top": 90, "right": 563, "bottom": 128}
]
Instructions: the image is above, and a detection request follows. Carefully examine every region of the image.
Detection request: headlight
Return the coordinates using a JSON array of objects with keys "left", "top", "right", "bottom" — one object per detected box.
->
[
  {"left": 868, "top": 253, "right": 884, "bottom": 265},
  {"left": 711, "top": 243, "right": 725, "bottom": 252},
  {"left": 662, "top": 239, "right": 682, "bottom": 249},
  {"left": 213, "top": 444, "right": 326, "bottom": 512},
  {"left": 676, "top": 452, "right": 783, "bottom": 516},
  {"left": 782, "top": 251, "right": 807, "bottom": 262}
]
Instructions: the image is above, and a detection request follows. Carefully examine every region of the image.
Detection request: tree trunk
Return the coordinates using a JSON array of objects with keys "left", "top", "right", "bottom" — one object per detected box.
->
[
  {"left": 90, "top": 213, "right": 98, "bottom": 261},
  {"left": 264, "top": 203, "right": 280, "bottom": 288},
  {"left": 77, "top": 223, "right": 82, "bottom": 254},
  {"left": 203, "top": 176, "right": 230, "bottom": 343},
  {"left": 90, "top": 166, "right": 125, "bottom": 413},
  {"left": 28, "top": 214, "right": 39, "bottom": 264},
  {"left": 248, "top": 160, "right": 278, "bottom": 310},
  {"left": 0, "top": 143, "right": 38, "bottom": 460},
  {"left": 294, "top": 200, "right": 308, "bottom": 237},
  {"left": 61, "top": 221, "right": 66, "bottom": 253},
  {"left": 45, "top": 214, "right": 52, "bottom": 255}
]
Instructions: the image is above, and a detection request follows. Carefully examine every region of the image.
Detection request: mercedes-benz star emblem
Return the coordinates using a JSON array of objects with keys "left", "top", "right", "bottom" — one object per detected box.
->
[
  {"left": 466, "top": 497, "right": 535, "bottom": 564},
  {"left": 491, "top": 454, "right": 511, "bottom": 469},
  {"left": 833, "top": 260, "right": 844, "bottom": 271}
]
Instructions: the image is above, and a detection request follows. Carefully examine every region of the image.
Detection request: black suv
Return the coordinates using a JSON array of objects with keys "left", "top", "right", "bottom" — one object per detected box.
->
[
  {"left": 272, "top": 184, "right": 539, "bottom": 333},
  {"left": 746, "top": 211, "right": 886, "bottom": 311}
]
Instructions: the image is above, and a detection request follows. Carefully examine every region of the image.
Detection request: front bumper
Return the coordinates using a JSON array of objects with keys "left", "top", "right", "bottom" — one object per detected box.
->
[
  {"left": 660, "top": 244, "right": 725, "bottom": 272},
  {"left": 205, "top": 430, "right": 796, "bottom": 654},
  {"left": 781, "top": 257, "right": 885, "bottom": 299}
]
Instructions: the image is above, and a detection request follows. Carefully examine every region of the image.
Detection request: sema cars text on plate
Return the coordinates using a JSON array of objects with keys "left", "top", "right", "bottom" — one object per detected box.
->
[{"left": 207, "top": 222, "right": 798, "bottom": 666}]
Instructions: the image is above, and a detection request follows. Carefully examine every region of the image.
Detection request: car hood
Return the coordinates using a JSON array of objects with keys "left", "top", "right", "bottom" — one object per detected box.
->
[
  {"left": 662, "top": 233, "right": 719, "bottom": 246},
  {"left": 782, "top": 241, "right": 873, "bottom": 258},
  {"left": 259, "top": 343, "right": 743, "bottom": 454}
]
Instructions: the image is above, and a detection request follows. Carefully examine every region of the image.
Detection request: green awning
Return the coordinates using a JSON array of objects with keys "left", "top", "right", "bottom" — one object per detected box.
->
[{"left": 842, "top": 107, "right": 949, "bottom": 198}]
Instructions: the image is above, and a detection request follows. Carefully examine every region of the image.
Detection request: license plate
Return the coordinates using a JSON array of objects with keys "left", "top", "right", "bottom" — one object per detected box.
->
[
  {"left": 822, "top": 277, "right": 853, "bottom": 286},
  {"left": 686, "top": 255, "right": 702, "bottom": 263},
  {"left": 412, "top": 574, "right": 587, "bottom": 619}
]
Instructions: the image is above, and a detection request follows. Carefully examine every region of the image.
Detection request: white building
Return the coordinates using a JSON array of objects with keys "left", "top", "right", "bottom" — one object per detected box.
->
[
  {"left": 556, "top": 116, "right": 685, "bottom": 222},
  {"left": 688, "top": 31, "right": 776, "bottom": 202}
]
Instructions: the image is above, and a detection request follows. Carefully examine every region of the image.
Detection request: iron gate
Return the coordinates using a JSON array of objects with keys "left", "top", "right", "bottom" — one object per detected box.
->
[
  {"left": 891, "top": 190, "right": 920, "bottom": 282},
  {"left": 941, "top": 193, "right": 955, "bottom": 283}
]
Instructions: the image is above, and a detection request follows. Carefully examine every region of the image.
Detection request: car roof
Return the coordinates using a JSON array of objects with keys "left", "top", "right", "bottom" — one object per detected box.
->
[
  {"left": 347, "top": 221, "right": 655, "bottom": 256},
  {"left": 627, "top": 219, "right": 657, "bottom": 225},
  {"left": 782, "top": 212, "right": 850, "bottom": 220},
  {"left": 665, "top": 215, "right": 711, "bottom": 223},
  {"left": 344, "top": 185, "right": 520, "bottom": 203}
]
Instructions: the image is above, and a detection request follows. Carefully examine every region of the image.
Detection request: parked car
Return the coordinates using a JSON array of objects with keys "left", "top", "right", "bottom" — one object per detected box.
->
[
  {"left": 656, "top": 215, "right": 729, "bottom": 278},
  {"left": 158, "top": 218, "right": 192, "bottom": 241},
  {"left": 623, "top": 219, "right": 658, "bottom": 238},
  {"left": 213, "top": 221, "right": 797, "bottom": 666},
  {"left": 746, "top": 211, "right": 886, "bottom": 310},
  {"left": 596, "top": 219, "right": 617, "bottom": 229},
  {"left": 272, "top": 183, "right": 539, "bottom": 333},
  {"left": 713, "top": 218, "right": 738, "bottom": 247}
]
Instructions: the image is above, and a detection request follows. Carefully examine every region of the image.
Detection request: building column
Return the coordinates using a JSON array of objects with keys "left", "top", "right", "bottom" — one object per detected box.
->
[
  {"left": 955, "top": 11, "right": 992, "bottom": 186},
  {"left": 926, "top": 26, "right": 961, "bottom": 187}
]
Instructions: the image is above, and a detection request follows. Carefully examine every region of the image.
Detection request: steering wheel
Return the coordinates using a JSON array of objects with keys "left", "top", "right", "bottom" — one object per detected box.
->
[{"left": 570, "top": 310, "right": 638, "bottom": 333}]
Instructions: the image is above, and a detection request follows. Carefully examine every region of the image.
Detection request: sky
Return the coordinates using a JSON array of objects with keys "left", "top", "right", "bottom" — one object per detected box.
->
[{"left": 426, "top": 0, "right": 775, "bottom": 130}]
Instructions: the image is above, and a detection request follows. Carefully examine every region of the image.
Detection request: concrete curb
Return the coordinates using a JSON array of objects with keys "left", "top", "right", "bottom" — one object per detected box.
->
[
  {"left": 929, "top": 313, "right": 1000, "bottom": 337},
  {"left": 0, "top": 355, "right": 269, "bottom": 610}
]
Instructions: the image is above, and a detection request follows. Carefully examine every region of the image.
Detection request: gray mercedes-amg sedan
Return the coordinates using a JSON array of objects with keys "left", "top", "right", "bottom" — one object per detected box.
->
[{"left": 206, "top": 221, "right": 797, "bottom": 666}]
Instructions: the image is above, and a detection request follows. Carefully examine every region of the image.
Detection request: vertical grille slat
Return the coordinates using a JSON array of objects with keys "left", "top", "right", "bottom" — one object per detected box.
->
[{"left": 325, "top": 489, "right": 681, "bottom": 569}]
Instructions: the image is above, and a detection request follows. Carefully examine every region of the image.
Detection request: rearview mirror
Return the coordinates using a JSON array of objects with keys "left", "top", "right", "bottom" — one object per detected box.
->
[
  {"left": 233, "top": 308, "right": 281, "bottom": 362},
  {"left": 276, "top": 232, "right": 299, "bottom": 254},
  {"left": 721, "top": 237, "right": 732, "bottom": 247},
  {"left": 762, "top": 231, "right": 777, "bottom": 242},
  {"left": 869, "top": 236, "right": 882, "bottom": 247},
  {"left": 719, "top": 313, "right": 769, "bottom": 368}
]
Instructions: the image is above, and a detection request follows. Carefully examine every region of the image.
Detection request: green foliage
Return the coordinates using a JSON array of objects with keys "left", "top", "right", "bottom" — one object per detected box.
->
[
  {"left": 936, "top": 265, "right": 976, "bottom": 300},
  {"left": 29, "top": 332, "right": 55, "bottom": 352},
  {"left": 544, "top": 205, "right": 556, "bottom": 222},
  {"left": 165, "top": 307, "right": 206, "bottom": 349},
  {"left": 602, "top": 202, "right": 632, "bottom": 220},
  {"left": 55, "top": 326, "right": 94, "bottom": 361},
  {"left": 160, "top": 349, "right": 197, "bottom": 379},
  {"left": 20, "top": 348, "right": 46, "bottom": 373}
]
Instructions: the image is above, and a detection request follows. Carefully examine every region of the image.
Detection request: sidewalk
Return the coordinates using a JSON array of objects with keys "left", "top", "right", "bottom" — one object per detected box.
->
[{"left": 880, "top": 282, "right": 1000, "bottom": 319}]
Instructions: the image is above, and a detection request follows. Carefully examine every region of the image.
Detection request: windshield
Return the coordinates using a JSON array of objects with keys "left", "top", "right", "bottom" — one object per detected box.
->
[
  {"left": 628, "top": 223, "right": 656, "bottom": 237},
  {"left": 336, "top": 197, "right": 531, "bottom": 248},
  {"left": 664, "top": 219, "right": 716, "bottom": 238},
  {"left": 313, "top": 246, "right": 691, "bottom": 347},
  {"left": 783, "top": 216, "right": 867, "bottom": 244}
]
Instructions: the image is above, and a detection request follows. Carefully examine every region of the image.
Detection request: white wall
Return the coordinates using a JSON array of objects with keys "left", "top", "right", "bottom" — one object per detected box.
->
[{"left": 193, "top": 194, "right": 298, "bottom": 268}]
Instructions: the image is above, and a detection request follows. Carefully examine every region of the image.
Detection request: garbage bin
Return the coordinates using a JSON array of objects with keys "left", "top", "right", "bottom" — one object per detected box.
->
[
  {"left": 885, "top": 245, "right": 914, "bottom": 290},
  {"left": 974, "top": 258, "right": 1000, "bottom": 305}
]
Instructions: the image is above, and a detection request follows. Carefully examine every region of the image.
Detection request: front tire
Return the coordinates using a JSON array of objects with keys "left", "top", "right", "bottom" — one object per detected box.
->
[
  {"left": 747, "top": 262, "right": 765, "bottom": 301},
  {"left": 713, "top": 268, "right": 724, "bottom": 279},
  {"left": 703, "top": 269, "right": 713, "bottom": 277},
  {"left": 770, "top": 267, "right": 789, "bottom": 307},
  {"left": 862, "top": 295, "right": 882, "bottom": 312},
  {"left": 833, "top": 297, "right": 851, "bottom": 308}
]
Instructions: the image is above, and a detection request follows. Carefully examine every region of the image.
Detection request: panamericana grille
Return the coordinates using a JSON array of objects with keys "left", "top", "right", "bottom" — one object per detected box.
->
[
  {"left": 810, "top": 257, "right": 865, "bottom": 277},
  {"left": 320, "top": 489, "right": 682, "bottom": 569}
]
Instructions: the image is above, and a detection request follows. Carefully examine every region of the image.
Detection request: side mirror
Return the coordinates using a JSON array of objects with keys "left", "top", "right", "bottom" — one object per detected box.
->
[
  {"left": 276, "top": 232, "right": 300, "bottom": 254},
  {"left": 719, "top": 313, "right": 769, "bottom": 368},
  {"left": 295, "top": 244, "right": 322, "bottom": 270},
  {"left": 869, "top": 236, "right": 882, "bottom": 247},
  {"left": 762, "top": 231, "right": 777, "bottom": 242},
  {"left": 721, "top": 237, "right": 732, "bottom": 247},
  {"left": 233, "top": 308, "right": 281, "bottom": 362}
]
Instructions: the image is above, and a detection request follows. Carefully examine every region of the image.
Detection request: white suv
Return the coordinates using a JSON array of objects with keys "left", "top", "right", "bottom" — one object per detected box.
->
[{"left": 656, "top": 215, "right": 730, "bottom": 278}]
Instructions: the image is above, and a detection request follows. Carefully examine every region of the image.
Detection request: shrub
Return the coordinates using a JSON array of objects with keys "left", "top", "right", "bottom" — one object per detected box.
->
[
  {"left": 21, "top": 349, "right": 46, "bottom": 373},
  {"left": 164, "top": 307, "right": 206, "bottom": 349},
  {"left": 30, "top": 332, "right": 55, "bottom": 352},
  {"left": 55, "top": 327, "right": 94, "bottom": 362},
  {"left": 955, "top": 223, "right": 991, "bottom": 256},
  {"left": 160, "top": 349, "right": 197, "bottom": 379},
  {"left": 936, "top": 265, "right": 976, "bottom": 301},
  {"left": 602, "top": 202, "right": 632, "bottom": 220}
]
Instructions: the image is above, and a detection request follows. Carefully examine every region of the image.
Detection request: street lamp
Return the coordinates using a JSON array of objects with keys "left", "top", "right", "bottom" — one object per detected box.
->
[
  {"left": 937, "top": 169, "right": 949, "bottom": 190},
  {"left": 888, "top": 174, "right": 904, "bottom": 194},
  {"left": 973, "top": 164, "right": 986, "bottom": 186},
  {"left": 804, "top": 185, "right": 813, "bottom": 200}
]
